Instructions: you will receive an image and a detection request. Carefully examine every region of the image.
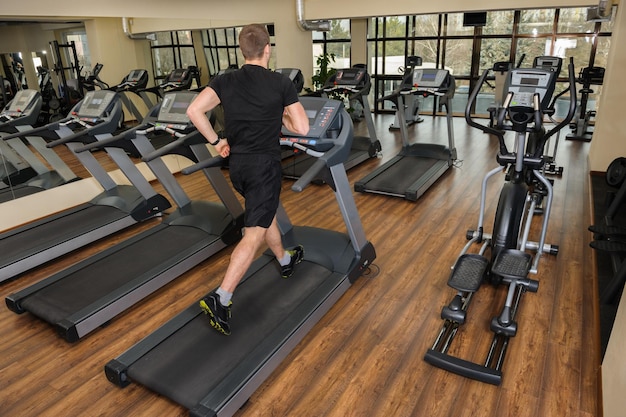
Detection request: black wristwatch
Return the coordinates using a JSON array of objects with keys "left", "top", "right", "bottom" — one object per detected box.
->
[{"left": 208, "top": 137, "right": 221, "bottom": 146}]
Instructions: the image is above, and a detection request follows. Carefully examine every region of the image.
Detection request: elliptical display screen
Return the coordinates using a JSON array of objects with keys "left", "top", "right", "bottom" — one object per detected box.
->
[{"left": 507, "top": 69, "right": 556, "bottom": 109}]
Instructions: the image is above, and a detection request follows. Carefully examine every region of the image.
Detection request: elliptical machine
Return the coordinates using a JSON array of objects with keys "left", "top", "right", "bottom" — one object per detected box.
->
[{"left": 423, "top": 58, "right": 577, "bottom": 385}]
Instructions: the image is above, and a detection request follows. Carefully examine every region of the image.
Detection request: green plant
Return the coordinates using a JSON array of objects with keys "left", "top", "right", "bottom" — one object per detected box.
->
[{"left": 308, "top": 53, "right": 337, "bottom": 92}]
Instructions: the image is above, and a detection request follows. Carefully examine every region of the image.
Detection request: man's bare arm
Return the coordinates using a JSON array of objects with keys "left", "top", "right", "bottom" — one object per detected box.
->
[{"left": 282, "top": 101, "right": 310, "bottom": 136}]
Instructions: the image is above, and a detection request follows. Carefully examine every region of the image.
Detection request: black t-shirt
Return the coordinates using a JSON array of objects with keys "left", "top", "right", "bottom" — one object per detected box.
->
[{"left": 210, "top": 64, "right": 299, "bottom": 160}]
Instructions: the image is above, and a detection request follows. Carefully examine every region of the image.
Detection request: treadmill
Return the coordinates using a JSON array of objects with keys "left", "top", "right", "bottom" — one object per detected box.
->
[
  {"left": 0, "top": 90, "right": 171, "bottom": 283},
  {"left": 354, "top": 68, "right": 457, "bottom": 201},
  {"left": 6, "top": 91, "right": 244, "bottom": 342},
  {"left": 139, "top": 66, "right": 201, "bottom": 107},
  {"left": 0, "top": 89, "right": 45, "bottom": 188},
  {"left": 0, "top": 89, "right": 79, "bottom": 201},
  {"left": 282, "top": 66, "right": 381, "bottom": 179},
  {"left": 105, "top": 96, "right": 376, "bottom": 417},
  {"left": 108, "top": 69, "right": 152, "bottom": 124}
]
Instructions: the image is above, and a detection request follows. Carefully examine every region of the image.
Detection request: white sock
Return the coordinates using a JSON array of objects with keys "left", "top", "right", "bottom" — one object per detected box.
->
[
  {"left": 216, "top": 287, "right": 232, "bottom": 306},
  {"left": 278, "top": 251, "right": 291, "bottom": 266}
]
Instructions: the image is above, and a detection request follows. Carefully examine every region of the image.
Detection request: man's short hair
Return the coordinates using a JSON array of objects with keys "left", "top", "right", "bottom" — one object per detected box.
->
[{"left": 239, "top": 24, "right": 270, "bottom": 60}]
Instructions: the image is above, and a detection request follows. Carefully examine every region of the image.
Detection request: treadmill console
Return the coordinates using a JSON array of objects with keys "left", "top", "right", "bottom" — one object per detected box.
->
[
  {"left": 506, "top": 68, "right": 557, "bottom": 109},
  {"left": 123, "top": 69, "right": 149, "bottom": 88},
  {"left": 3, "top": 89, "right": 40, "bottom": 118},
  {"left": 275, "top": 68, "right": 304, "bottom": 93},
  {"left": 155, "top": 91, "right": 198, "bottom": 129},
  {"left": 331, "top": 67, "right": 367, "bottom": 87},
  {"left": 282, "top": 96, "right": 343, "bottom": 152},
  {"left": 76, "top": 90, "right": 118, "bottom": 121}
]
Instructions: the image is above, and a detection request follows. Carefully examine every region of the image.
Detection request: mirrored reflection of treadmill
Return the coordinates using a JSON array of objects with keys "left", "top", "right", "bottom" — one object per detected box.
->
[
  {"left": 0, "top": 89, "right": 79, "bottom": 202},
  {"left": 139, "top": 66, "right": 201, "bottom": 107},
  {"left": 0, "top": 89, "right": 45, "bottom": 188},
  {"left": 105, "top": 96, "right": 376, "bottom": 417},
  {"left": 0, "top": 90, "right": 171, "bottom": 283},
  {"left": 6, "top": 91, "right": 244, "bottom": 342},
  {"left": 274, "top": 68, "right": 305, "bottom": 94},
  {"left": 355, "top": 68, "right": 457, "bottom": 201},
  {"left": 282, "top": 66, "right": 381, "bottom": 180},
  {"left": 108, "top": 69, "right": 152, "bottom": 123}
]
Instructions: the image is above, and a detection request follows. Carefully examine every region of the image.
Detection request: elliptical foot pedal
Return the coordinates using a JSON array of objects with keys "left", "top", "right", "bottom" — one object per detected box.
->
[
  {"left": 491, "top": 249, "right": 532, "bottom": 280},
  {"left": 590, "top": 240, "right": 626, "bottom": 253},
  {"left": 448, "top": 254, "right": 488, "bottom": 292},
  {"left": 588, "top": 224, "right": 626, "bottom": 239}
]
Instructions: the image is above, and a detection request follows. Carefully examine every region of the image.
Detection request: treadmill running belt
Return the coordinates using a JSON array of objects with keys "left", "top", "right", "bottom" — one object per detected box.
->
[
  {"left": 127, "top": 260, "right": 337, "bottom": 410},
  {"left": 1, "top": 204, "right": 129, "bottom": 263},
  {"left": 365, "top": 156, "right": 438, "bottom": 194},
  {"left": 0, "top": 184, "right": 43, "bottom": 203},
  {"left": 20, "top": 225, "right": 211, "bottom": 324}
]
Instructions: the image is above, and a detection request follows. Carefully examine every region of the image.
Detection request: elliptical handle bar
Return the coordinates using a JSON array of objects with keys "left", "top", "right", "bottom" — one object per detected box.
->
[
  {"left": 465, "top": 69, "right": 504, "bottom": 139},
  {"left": 465, "top": 68, "right": 508, "bottom": 156},
  {"left": 533, "top": 93, "right": 543, "bottom": 129},
  {"left": 533, "top": 57, "right": 577, "bottom": 158}
]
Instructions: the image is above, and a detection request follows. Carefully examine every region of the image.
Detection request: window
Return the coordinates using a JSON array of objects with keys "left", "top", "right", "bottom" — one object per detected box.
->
[
  {"left": 150, "top": 30, "right": 197, "bottom": 82},
  {"left": 202, "top": 25, "right": 276, "bottom": 77},
  {"left": 312, "top": 19, "right": 351, "bottom": 78},
  {"left": 63, "top": 30, "right": 91, "bottom": 74},
  {"left": 365, "top": 7, "right": 611, "bottom": 117}
]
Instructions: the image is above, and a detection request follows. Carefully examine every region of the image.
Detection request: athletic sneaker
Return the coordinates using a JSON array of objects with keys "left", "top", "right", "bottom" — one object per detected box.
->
[
  {"left": 281, "top": 245, "right": 305, "bottom": 278},
  {"left": 200, "top": 292, "right": 232, "bottom": 336}
]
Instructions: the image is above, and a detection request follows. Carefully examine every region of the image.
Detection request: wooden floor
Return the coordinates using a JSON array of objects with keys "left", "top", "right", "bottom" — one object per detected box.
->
[{"left": 0, "top": 114, "right": 600, "bottom": 417}]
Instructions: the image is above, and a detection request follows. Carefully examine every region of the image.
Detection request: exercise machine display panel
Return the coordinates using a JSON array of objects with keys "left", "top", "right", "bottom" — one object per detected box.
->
[
  {"left": 126, "top": 69, "right": 149, "bottom": 85},
  {"left": 333, "top": 67, "right": 367, "bottom": 86},
  {"left": 156, "top": 92, "right": 199, "bottom": 125},
  {"left": 506, "top": 69, "right": 557, "bottom": 109},
  {"left": 76, "top": 90, "right": 118, "bottom": 119},
  {"left": 410, "top": 68, "right": 450, "bottom": 89},
  {"left": 4, "top": 90, "right": 39, "bottom": 118},
  {"left": 282, "top": 96, "right": 343, "bottom": 151}
]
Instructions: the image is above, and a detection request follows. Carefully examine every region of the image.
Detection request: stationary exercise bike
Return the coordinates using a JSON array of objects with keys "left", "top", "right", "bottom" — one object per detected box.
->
[
  {"left": 589, "top": 157, "right": 626, "bottom": 304},
  {"left": 424, "top": 58, "right": 577, "bottom": 385},
  {"left": 566, "top": 66, "right": 605, "bottom": 142}
]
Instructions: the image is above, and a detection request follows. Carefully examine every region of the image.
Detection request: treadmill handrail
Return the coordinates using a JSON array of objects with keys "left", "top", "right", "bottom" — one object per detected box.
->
[
  {"left": 74, "top": 124, "right": 149, "bottom": 152},
  {"left": 180, "top": 155, "right": 228, "bottom": 174},
  {"left": 46, "top": 117, "right": 104, "bottom": 147},
  {"left": 141, "top": 129, "right": 203, "bottom": 162},
  {"left": 0, "top": 120, "right": 66, "bottom": 141},
  {"left": 400, "top": 87, "right": 446, "bottom": 96}
]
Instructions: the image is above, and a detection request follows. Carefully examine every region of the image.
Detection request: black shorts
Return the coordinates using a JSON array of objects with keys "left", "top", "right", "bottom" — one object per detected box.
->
[{"left": 229, "top": 154, "right": 282, "bottom": 228}]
